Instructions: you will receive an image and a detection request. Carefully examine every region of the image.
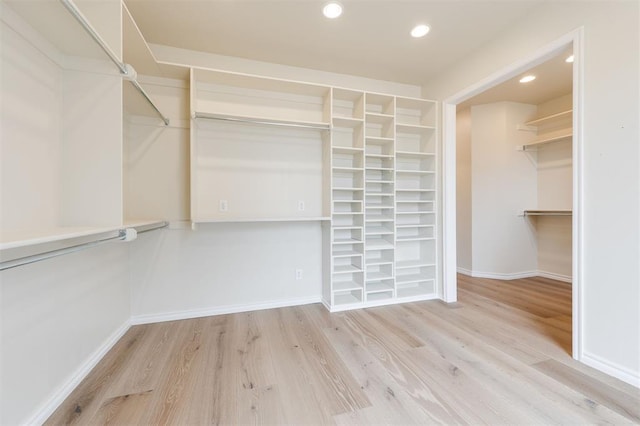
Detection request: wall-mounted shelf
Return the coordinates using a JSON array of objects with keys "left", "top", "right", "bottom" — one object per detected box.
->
[
  {"left": 525, "top": 109, "right": 572, "bottom": 127},
  {"left": 521, "top": 129, "right": 572, "bottom": 149},
  {"left": 523, "top": 210, "right": 572, "bottom": 217}
]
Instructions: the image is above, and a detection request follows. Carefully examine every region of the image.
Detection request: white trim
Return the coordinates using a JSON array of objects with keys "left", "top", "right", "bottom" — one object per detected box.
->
[
  {"left": 130, "top": 296, "right": 322, "bottom": 325},
  {"left": 23, "top": 319, "right": 132, "bottom": 425},
  {"left": 465, "top": 270, "right": 540, "bottom": 281},
  {"left": 457, "top": 267, "right": 473, "bottom": 276},
  {"left": 442, "top": 103, "right": 458, "bottom": 302},
  {"left": 537, "top": 270, "right": 573, "bottom": 283},
  {"left": 441, "top": 27, "right": 584, "bottom": 361},
  {"left": 581, "top": 352, "right": 640, "bottom": 388},
  {"left": 457, "top": 267, "right": 572, "bottom": 283},
  {"left": 571, "top": 27, "right": 585, "bottom": 363}
]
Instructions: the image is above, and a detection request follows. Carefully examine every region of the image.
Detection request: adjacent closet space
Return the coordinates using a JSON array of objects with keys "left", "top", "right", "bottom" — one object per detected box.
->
[{"left": 455, "top": 47, "right": 574, "bottom": 350}]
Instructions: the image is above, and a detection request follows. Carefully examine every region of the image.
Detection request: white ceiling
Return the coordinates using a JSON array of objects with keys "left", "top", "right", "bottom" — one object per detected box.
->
[
  {"left": 459, "top": 46, "right": 574, "bottom": 108},
  {"left": 124, "top": 0, "right": 548, "bottom": 86}
]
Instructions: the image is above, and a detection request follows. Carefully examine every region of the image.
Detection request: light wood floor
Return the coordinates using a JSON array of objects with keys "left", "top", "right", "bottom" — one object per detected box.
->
[{"left": 47, "top": 275, "right": 640, "bottom": 425}]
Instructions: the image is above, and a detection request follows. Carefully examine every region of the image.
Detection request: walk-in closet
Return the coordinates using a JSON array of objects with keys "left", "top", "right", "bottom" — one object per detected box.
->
[{"left": 2, "top": 0, "right": 639, "bottom": 423}]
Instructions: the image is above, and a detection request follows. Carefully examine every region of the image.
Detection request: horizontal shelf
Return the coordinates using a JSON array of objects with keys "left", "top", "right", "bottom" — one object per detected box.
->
[
  {"left": 396, "top": 281, "right": 436, "bottom": 298},
  {"left": 522, "top": 130, "right": 572, "bottom": 148},
  {"left": 396, "top": 123, "right": 436, "bottom": 133},
  {"left": 333, "top": 238, "right": 364, "bottom": 245},
  {"left": 332, "top": 146, "right": 364, "bottom": 154},
  {"left": 396, "top": 274, "right": 433, "bottom": 285},
  {"left": 366, "top": 239, "right": 394, "bottom": 250},
  {"left": 396, "top": 211, "right": 435, "bottom": 215},
  {"left": 332, "top": 226, "right": 363, "bottom": 231},
  {"left": 396, "top": 200, "right": 432, "bottom": 204},
  {"left": 366, "top": 166, "right": 394, "bottom": 171},
  {"left": 366, "top": 282, "right": 395, "bottom": 293},
  {"left": 333, "top": 167, "right": 364, "bottom": 172},
  {"left": 365, "top": 206, "right": 394, "bottom": 210},
  {"left": 366, "top": 260, "right": 394, "bottom": 267},
  {"left": 333, "top": 292, "right": 362, "bottom": 305},
  {"left": 193, "top": 217, "right": 330, "bottom": 224},
  {"left": 396, "top": 170, "right": 436, "bottom": 175},
  {"left": 396, "top": 224, "right": 434, "bottom": 229},
  {"left": 366, "top": 272, "right": 394, "bottom": 282},
  {"left": 523, "top": 210, "right": 572, "bottom": 217},
  {"left": 366, "top": 153, "right": 394, "bottom": 158},
  {"left": 396, "top": 189, "right": 435, "bottom": 193},
  {"left": 365, "top": 136, "right": 394, "bottom": 144},
  {"left": 396, "top": 151, "right": 436, "bottom": 157},
  {"left": 395, "top": 261, "right": 436, "bottom": 270},
  {"left": 366, "top": 217, "right": 394, "bottom": 223},
  {"left": 333, "top": 117, "right": 364, "bottom": 128},
  {"left": 524, "top": 109, "right": 572, "bottom": 126},
  {"left": 333, "top": 265, "right": 364, "bottom": 274},
  {"left": 333, "top": 281, "right": 364, "bottom": 293},
  {"left": 333, "top": 187, "right": 365, "bottom": 191},
  {"left": 333, "top": 200, "right": 363, "bottom": 204},
  {"left": 396, "top": 237, "right": 436, "bottom": 242},
  {"left": 192, "top": 111, "right": 330, "bottom": 131},
  {"left": 365, "top": 227, "right": 394, "bottom": 236},
  {"left": 332, "top": 212, "right": 364, "bottom": 216},
  {"left": 333, "top": 248, "right": 364, "bottom": 257},
  {"left": 366, "top": 180, "right": 394, "bottom": 184}
]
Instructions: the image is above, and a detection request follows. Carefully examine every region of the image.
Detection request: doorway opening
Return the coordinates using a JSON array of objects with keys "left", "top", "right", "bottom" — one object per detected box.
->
[{"left": 441, "top": 29, "right": 584, "bottom": 360}]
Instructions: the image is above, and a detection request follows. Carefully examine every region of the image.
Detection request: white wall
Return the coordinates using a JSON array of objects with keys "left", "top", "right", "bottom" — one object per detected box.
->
[
  {"left": 0, "top": 244, "right": 131, "bottom": 425},
  {"left": 426, "top": 1, "right": 640, "bottom": 384},
  {"left": 470, "top": 102, "right": 538, "bottom": 277},
  {"left": 130, "top": 224, "right": 322, "bottom": 322},
  {"left": 455, "top": 108, "right": 472, "bottom": 272}
]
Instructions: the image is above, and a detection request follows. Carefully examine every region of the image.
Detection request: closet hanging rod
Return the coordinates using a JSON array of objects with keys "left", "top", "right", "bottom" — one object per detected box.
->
[
  {"left": 0, "top": 222, "right": 169, "bottom": 271},
  {"left": 59, "top": 0, "right": 170, "bottom": 126},
  {"left": 523, "top": 210, "right": 573, "bottom": 217},
  {"left": 192, "top": 112, "right": 331, "bottom": 131},
  {"left": 0, "top": 230, "right": 126, "bottom": 271},
  {"left": 129, "top": 80, "right": 171, "bottom": 126}
]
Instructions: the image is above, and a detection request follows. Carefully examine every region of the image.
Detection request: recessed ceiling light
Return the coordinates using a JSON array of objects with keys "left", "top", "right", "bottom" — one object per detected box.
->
[
  {"left": 323, "top": 2, "right": 343, "bottom": 19},
  {"left": 565, "top": 55, "right": 574, "bottom": 63},
  {"left": 519, "top": 75, "right": 536, "bottom": 83},
  {"left": 411, "top": 24, "right": 430, "bottom": 38}
]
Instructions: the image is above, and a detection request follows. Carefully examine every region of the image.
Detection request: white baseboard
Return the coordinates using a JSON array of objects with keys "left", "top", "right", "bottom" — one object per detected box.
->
[
  {"left": 466, "top": 270, "right": 539, "bottom": 280},
  {"left": 457, "top": 267, "right": 473, "bottom": 276},
  {"left": 457, "top": 268, "right": 572, "bottom": 283},
  {"left": 537, "top": 270, "right": 573, "bottom": 283},
  {"left": 24, "top": 319, "right": 132, "bottom": 425},
  {"left": 581, "top": 351, "right": 640, "bottom": 388},
  {"left": 130, "top": 296, "right": 323, "bottom": 325}
]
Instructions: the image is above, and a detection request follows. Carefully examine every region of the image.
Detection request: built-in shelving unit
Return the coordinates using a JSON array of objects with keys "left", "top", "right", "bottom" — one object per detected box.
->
[
  {"left": 326, "top": 91, "right": 438, "bottom": 312},
  {"left": 328, "top": 88, "right": 366, "bottom": 307}
]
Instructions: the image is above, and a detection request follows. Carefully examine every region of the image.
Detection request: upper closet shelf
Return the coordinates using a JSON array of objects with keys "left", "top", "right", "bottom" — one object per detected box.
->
[
  {"left": 525, "top": 109, "right": 572, "bottom": 127},
  {"left": 192, "top": 111, "right": 330, "bottom": 131}
]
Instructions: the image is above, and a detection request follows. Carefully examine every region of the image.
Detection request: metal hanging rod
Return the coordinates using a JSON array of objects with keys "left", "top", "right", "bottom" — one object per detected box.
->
[
  {"left": 1, "top": 230, "right": 126, "bottom": 271},
  {"left": 523, "top": 210, "right": 573, "bottom": 217},
  {"left": 193, "top": 112, "right": 331, "bottom": 131},
  {"left": 0, "top": 222, "right": 169, "bottom": 271},
  {"left": 59, "top": 0, "right": 170, "bottom": 126},
  {"left": 130, "top": 80, "right": 170, "bottom": 126}
]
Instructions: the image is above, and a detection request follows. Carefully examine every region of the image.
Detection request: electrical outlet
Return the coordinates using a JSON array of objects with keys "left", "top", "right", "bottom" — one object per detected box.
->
[
  {"left": 295, "top": 269, "right": 303, "bottom": 280},
  {"left": 219, "top": 200, "right": 228, "bottom": 212},
  {"left": 298, "top": 200, "right": 305, "bottom": 211}
]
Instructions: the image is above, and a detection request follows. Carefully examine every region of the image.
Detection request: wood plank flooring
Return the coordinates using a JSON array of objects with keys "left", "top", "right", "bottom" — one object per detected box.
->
[{"left": 46, "top": 275, "right": 640, "bottom": 424}]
